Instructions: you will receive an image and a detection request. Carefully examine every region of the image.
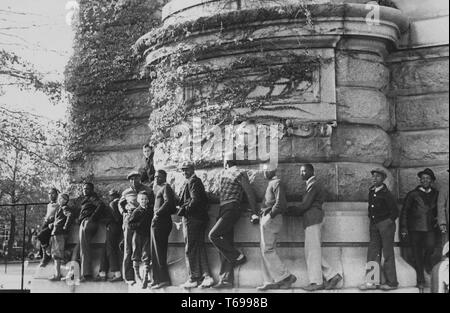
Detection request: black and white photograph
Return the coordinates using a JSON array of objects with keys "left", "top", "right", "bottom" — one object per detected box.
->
[{"left": 0, "top": 0, "right": 448, "bottom": 301}]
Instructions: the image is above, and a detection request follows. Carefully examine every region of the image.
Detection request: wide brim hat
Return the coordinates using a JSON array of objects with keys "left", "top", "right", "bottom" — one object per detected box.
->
[
  {"left": 179, "top": 161, "right": 194, "bottom": 170},
  {"left": 417, "top": 168, "right": 436, "bottom": 181}
]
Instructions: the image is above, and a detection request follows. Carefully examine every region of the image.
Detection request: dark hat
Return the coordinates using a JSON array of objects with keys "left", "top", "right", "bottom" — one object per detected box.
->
[
  {"left": 127, "top": 171, "right": 141, "bottom": 180},
  {"left": 371, "top": 168, "right": 387, "bottom": 179},
  {"left": 417, "top": 168, "right": 436, "bottom": 181},
  {"left": 59, "top": 193, "right": 69, "bottom": 201}
]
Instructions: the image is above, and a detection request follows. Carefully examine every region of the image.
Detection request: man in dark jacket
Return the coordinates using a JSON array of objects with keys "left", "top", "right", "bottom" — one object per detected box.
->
[
  {"left": 359, "top": 168, "right": 399, "bottom": 291},
  {"left": 78, "top": 182, "right": 106, "bottom": 282},
  {"left": 140, "top": 144, "right": 156, "bottom": 185},
  {"left": 95, "top": 189, "right": 123, "bottom": 282},
  {"left": 287, "top": 164, "right": 342, "bottom": 291},
  {"left": 177, "top": 162, "right": 214, "bottom": 289},
  {"left": 400, "top": 168, "right": 440, "bottom": 289},
  {"left": 150, "top": 170, "right": 176, "bottom": 289}
]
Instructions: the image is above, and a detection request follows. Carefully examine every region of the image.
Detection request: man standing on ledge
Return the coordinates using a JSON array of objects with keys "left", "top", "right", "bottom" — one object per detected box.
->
[
  {"left": 257, "top": 164, "right": 297, "bottom": 291},
  {"left": 359, "top": 168, "right": 399, "bottom": 291},
  {"left": 437, "top": 169, "right": 449, "bottom": 246},
  {"left": 151, "top": 170, "right": 176, "bottom": 289},
  {"left": 209, "top": 156, "right": 259, "bottom": 289},
  {"left": 177, "top": 161, "right": 214, "bottom": 289},
  {"left": 287, "top": 164, "right": 343, "bottom": 291},
  {"left": 79, "top": 182, "right": 106, "bottom": 282}
]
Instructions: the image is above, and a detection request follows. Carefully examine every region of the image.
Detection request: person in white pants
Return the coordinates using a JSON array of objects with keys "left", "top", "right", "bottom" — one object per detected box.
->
[
  {"left": 287, "top": 164, "right": 343, "bottom": 291},
  {"left": 257, "top": 165, "right": 297, "bottom": 291}
]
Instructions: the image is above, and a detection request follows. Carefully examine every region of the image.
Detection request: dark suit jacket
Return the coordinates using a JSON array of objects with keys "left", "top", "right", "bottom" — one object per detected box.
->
[
  {"left": 400, "top": 186, "right": 439, "bottom": 232},
  {"left": 178, "top": 175, "right": 209, "bottom": 221},
  {"left": 287, "top": 178, "right": 325, "bottom": 228}
]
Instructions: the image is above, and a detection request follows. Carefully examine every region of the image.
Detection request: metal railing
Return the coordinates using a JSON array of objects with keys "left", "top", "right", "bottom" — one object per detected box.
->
[{"left": 0, "top": 203, "right": 47, "bottom": 291}]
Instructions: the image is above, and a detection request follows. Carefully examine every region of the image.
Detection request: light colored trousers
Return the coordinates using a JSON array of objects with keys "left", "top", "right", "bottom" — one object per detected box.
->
[
  {"left": 260, "top": 214, "right": 291, "bottom": 283},
  {"left": 305, "top": 223, "right": 340, "bottom": 285}
]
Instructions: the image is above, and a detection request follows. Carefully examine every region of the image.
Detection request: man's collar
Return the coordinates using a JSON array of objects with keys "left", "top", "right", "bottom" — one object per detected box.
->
[
  {"left": 306, "top": 176, "right": 316, "bottom": 186},
  {"left": 371, "top": 184, "right": 386, "bottom": 192},
  {"left": 419, "top": 186, "right": 433, "bottom": 193},
  {"left": 272, "top": 175, "right": 278, "bottom": 181}
]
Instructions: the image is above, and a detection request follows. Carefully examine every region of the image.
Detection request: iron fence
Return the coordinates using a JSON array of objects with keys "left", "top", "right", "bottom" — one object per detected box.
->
[{"left": 0, "top": 203, "right": 47, "bottom": 291}]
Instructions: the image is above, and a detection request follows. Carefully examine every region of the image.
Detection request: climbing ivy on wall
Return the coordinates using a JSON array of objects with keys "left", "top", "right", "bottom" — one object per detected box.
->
[
  {"left": 134, "top": 4, "right": 331, "bottom": 145},
  {"left": 65, "top": 0, "right": 165, "bottom": 162}
]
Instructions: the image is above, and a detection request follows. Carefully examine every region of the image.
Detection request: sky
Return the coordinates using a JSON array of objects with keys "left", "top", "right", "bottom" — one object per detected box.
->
[{"left": 0, "top": 0, "right": 76, "bottom": 121}]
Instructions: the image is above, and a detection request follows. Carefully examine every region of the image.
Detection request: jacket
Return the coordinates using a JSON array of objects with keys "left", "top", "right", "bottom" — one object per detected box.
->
[
  {"left": 437, "top": 184, "right": 449, "bottom": 227},
  {"left": 153, "top": 183, "right": 176, "bottom": 219},
  {"left": 127, "top": 205, "right": 153, "bottom": 236},
  {"left": 178, "top": 175, "right": 209, "bottom": 220},
  {"left": 400, "top": 186, "right": 439, "bottom": 232},
  {"left": 287, "top": 177, "right": 325, "bottom": 228},
  {"left": 52, "top": 205, "right": 74, "bottom": 236},
  {"left": 106, "top": 198, "right": 123, "bottom": 225},
  {"left": 119, "top": 183, "right": 153, "bottom": 213},
  {"left": 78, "top": 193, "right": 105, "bottom": 223},
  {"left": 368, "top": 184, "right": 399, "bottom": 224},
  {"left": 264, "top": 177, "right": 287, "bottom": 218},
  {"left": 140, "top": 156, "right": 156, "bottom": 184}
]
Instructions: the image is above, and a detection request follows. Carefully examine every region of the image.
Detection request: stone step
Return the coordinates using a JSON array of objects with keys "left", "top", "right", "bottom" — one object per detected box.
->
[{"left": 31, "top": 246, "right": 417, "bottom": 289}]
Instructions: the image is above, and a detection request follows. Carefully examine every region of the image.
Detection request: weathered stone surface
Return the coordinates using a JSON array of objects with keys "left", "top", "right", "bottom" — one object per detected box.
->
[
  {"left": 123, "top": 91, "right": 152, "bottom": 118},
  {"left": 88, "top": 149, "right": 143, "bottom": 178},
  {"left": 162, "top": 162, "right": 395, "bottom": 202},
  {"left": 337, "top": 87, "right": 390, "bottom": 130},
  {"left": 392, "top": 129, "right": 449, "bottom": 167},
  {"left": 400, "top": 17, "right": 449, "bottom": 49},
  {"left": 390, "top": 58, "right": 449, "bottom": 95},
  {"left": 395, "top": 93, "right": 449, "bottom": 131},
  {"left": 336, "top": 52, "right": 389, "bottom": 90},
  {"left": 331, "top": 126, "right": 392, "bottom": 165},
  {"left": 397, "top": 165, "right": 449, "bottom": 199}
]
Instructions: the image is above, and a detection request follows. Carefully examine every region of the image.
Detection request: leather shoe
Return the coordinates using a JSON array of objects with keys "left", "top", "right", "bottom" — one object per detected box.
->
[
  {"left": 302, "top": 283, "right": 324, "bottom": 292},
  {"left": 359, "top": 283, "right": 378, "bottom": 291},
  {"left": 151, "top": 281, "right": 170, "bottom": 289},
  {"left": 256, "top": 283, "right": 280, "bottom": 291},
  {"left": 380, "top": 284, "right": 398, "bottom": 291},
  {"left": 109, "top": 276, "right": 123, "bottom": 283},
  {"left": 278, "top": 275, "right": 297, "bottom": 289},
  {"left": 213, "top": 281, "right": 233, "bottom": 289},
  {"left": 233, "top": 254, "right": 247, "bottom": 266},
  {"left": 325, "top": 274, "right": 343, "bottom": 290}
]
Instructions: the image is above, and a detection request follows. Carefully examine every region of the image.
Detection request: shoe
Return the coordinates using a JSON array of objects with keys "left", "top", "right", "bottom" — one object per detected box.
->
[
  {"left": 212, "top": 281, "right": 233, "bottom": 289},
  {"left": 358, "top": 282, "right": 378, "bottom": 291},
  {"left": 109, "top": 276, "right": 123, "bottom": 283},
  {"left": 256, "top": 283, "right": 280, "bottom": 291},
  {"left": 79, "top": 275, "right": 93, "bottom": 283},
  {"left": 325, "top": 274, "right": 343, "bottom": 290},
  {"left": 233, "top": 254, "right": 247, "bottom": 266},
  {"left": 380, "top": 284, "right": 398, "bottom": 291},
  {"left": 125, "top": 280, "right": 136, "bottom": 286},
  {"left": 302, "top": 283, "right": 324, "bottom": 292},
  {"left": 199, "top": 276, "right": 214, "bottom": 288},
  {"left": 180, "top": 280, "right": 199, "bottom": 289},
  {"left": 278, "top": 274, "right": 297, "bottom": 289},
  {"left": 39, "top": 255, "right": 51, "bottom": 267},
  {"left": 151, "top": 281, "right": 170, "bottom": 289},
  {"left": 93, "top": 275, "right": 107, "bottom": 282},
  {"left": 48, "top": 275, "right": 61, "bottom": 282}
]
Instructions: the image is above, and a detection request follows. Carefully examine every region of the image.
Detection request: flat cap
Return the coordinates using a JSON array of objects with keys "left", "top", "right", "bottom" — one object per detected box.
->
[
  {"left": 179, "top": 161, "right": 194, "bottom": 170},
  {"left": 127, "top": 171, "right": 141, "bottom": 180},
  {"left": 371, "top": 168, "right": 387, "bottom": 178}
]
